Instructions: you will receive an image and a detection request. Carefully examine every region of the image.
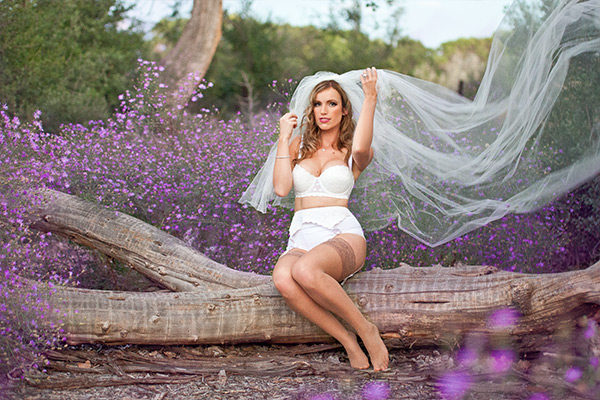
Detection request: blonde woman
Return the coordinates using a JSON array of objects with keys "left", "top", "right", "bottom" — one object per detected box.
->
[{"left": 270, "top": 67, "right": 389, "bottom": 371}]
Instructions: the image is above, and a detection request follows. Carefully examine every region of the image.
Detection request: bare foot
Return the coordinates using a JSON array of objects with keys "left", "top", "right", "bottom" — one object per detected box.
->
[
  {"left": 341, "top": 332, "right": 370, "bottom": 369},
  {"left": 358, "top": 322, "right": 389, "bottom": 371}
]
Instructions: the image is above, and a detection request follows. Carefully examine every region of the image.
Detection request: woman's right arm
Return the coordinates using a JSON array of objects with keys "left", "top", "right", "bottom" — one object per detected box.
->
[{"left": 273, "top": 113, "right": 300, "bottom": 197}]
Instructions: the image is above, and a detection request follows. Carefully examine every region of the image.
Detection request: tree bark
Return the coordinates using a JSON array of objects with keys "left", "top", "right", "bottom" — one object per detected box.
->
[
  {"left": 160, "top": 0, "right": 222, "bottom": 105},
  {"left": 34, "top": 261, "right": 600, "bottom": 349},
  {"left": 26, "top": 189, "right": 600, "bottom": 351},
  {"left": 28, "top": 189, "right": 268, "bottom": 292}
]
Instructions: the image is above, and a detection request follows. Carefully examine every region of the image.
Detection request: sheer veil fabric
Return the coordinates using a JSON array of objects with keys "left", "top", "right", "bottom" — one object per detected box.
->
[{"left": 240, "top": 0, "right": 600, "bottom": 247}]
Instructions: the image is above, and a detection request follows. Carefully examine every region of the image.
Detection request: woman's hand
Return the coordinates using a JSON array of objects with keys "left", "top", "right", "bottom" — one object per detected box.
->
[
  {"left": 353, "top": 67, "right": 378, "bottom": 173},
  {"left": 360, "top": 67, "right": 378, "bottom": 100},
  {"left": 273, "top": 113, "right": 298, "bottom": 197},
  {"left": 279, "top": 113, "right": 298, "bottom": 142}
]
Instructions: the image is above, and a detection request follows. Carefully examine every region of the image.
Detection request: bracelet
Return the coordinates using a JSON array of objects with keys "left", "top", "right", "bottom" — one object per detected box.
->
[{"left": 275, "top": 155, "right": 290, "bottom": 159}]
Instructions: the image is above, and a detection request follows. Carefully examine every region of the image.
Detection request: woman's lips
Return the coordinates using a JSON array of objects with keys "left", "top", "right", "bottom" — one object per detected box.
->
[{"left": 319, "top": 118, "right": 330, "bottom": 123}]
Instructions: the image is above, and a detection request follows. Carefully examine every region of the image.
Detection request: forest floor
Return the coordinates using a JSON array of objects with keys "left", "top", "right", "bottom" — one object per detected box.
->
[{"left": 1, "top": 341, "right": 596, "bottom": 400}]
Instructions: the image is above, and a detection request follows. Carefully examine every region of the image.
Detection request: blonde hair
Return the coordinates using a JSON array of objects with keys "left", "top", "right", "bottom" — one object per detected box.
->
[{"left": 295, "top": 80, "right": 355, "bottom": 165}]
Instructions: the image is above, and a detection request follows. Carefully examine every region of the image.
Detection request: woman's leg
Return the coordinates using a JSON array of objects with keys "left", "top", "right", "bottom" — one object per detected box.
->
[
  {"left": 273, "top": 234, "right": 389, "bottom": 371},
  {"left": 288, "top": 233, "right": 389, "bottom": 371},
  {"left": 273, "top": 250, "right": 370, "bottom": 369}
]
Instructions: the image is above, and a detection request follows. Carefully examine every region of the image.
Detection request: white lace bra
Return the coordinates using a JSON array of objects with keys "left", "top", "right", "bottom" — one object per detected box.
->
[{"left": 293, "top": 157, "right": 355, "bottom": 199}]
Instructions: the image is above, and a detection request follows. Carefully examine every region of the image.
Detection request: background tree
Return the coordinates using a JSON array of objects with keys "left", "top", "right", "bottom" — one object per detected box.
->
[
  {"left": 415, "top": 38, "right": 493, "bottom": 98},
  {"left": 0, "top": 0, "right": 146, "bottom": 132},
  {"left": 159, "top": 0, "right": 222, "bottom": 106}
]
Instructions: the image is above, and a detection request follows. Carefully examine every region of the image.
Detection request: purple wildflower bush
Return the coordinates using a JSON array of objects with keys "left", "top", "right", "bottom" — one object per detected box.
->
[
  {"left": 1, "top": 59, "right": 599, "bottom": 386},
  {"left": 0, "top": 107, "right": 88, "bottom": 376},
  {"left": 437, "top": 309, "right": 600, "bottom": 399}
]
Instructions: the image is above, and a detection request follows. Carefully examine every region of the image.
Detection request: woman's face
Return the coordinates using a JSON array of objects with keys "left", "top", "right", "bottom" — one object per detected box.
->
[{"left": 313, "top": 87, "right": 347, "bottom": 133}]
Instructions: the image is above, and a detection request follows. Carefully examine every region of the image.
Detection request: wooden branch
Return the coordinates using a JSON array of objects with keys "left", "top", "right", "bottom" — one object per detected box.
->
[
  {"left": 35, "top": 262, "right": 600, "bottom": 350},
  {"left": 30, "top": 345, "right": 424, "bottom": 391},
  {"left": 27, "top": 189, "right": 269, "bottom": 292}
]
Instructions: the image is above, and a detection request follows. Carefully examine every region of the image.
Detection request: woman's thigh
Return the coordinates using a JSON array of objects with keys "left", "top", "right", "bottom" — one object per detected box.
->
[
  {"left": 273, "top": 249, "right": 307, "bottom": 279},
  {"left": 292, "top": 233, "right": 366, "bottom": 282}
]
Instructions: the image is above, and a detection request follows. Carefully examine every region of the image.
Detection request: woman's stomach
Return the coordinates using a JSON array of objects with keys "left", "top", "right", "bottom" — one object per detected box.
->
[{"left": 294, "top": 196, "right": 349, "bottom": 211}]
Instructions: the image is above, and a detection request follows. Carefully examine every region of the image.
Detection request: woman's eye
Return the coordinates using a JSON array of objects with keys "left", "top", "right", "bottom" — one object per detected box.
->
[
  {"left": 314, "top": 102, "right": 321, "bottom": 107},
  {"left": 329, "top": 102, "right": 337, "bottom": 107}
]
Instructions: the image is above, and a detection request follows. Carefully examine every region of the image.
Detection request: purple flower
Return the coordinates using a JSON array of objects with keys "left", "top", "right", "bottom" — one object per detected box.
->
[
  {"left": 437, "top": 371, "right": 472, "bottom": 400},
  {"left": 583, "top": 320, "right": 597, "bottom": 340},
  {"left": 529, "top": 393, "right": 550, "bottom": 400},
  {"left": 489, "top": 308, "right": 520, "bottom": 329},
  {"left": 456, "top": 347, "right": 478, "bottom": 368},
  {"left": 362, "top": 381, "right": 391, "bottom": 400},
  {"left": 564, "top": 366, "right": 582, "bottom": 383},
  {"left": 489, "top": 349, "right": 514, "bottom": 374}
]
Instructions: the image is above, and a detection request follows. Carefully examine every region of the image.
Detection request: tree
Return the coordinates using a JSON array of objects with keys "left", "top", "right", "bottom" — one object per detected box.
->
[
  {"left": 203, "top": 10, "right": 285, "bottom": 114},
  {"left": 159, "top": 0, "right": 222, "bottom": 106},
  {"left": 0, "top": 0, "right": 146, "bottom": 132},
  {"left": 413, "top": 38, "right": 492, "bottom": 97},
  {"left": 26, "top": 189, "right": 600, "bottom": 350}
]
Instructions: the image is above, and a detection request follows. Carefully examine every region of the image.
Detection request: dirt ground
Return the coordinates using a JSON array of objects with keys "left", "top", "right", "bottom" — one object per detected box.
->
[{"left": 1, "top": 342, "right": 596, "bottom": 400}]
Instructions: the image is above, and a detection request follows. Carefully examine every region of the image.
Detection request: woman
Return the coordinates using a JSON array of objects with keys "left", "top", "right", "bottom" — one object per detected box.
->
[
  {"left": 270, "top": 67, "right": 389, "bottom": 371},
  {"left": 241, "top": 0, "right": 600, "bottom": 372}
]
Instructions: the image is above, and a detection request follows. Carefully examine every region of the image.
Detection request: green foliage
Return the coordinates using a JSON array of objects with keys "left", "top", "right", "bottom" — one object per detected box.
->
[
  {"left": 436, "top": 37, "right": 493, "bottom": 66},
  {"left": 149, "top": 17, "right": 188, "bottom": 57},
  {"left": 1, "top": 1, "right": 490, "bottom": 129},
  {"left": 188, "top": 11, "right": 435, "bottom": 114},
  {"left": 0, "top": 0, "right": 147, "bottom": 132}
]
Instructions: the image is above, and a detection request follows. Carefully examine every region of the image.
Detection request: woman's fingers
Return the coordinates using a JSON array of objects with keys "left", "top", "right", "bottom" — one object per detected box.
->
[
  {"left": 279, "top": 113, "right": 298, "bottom": 139},
  {"left": 281, "top": 113, "right": 298, "bottom": 128},
  {"left": 360, "top": 67, "right": 377, "bottom": 96},
  {"left": 360, "top": 67, "right": 377, "bottom": 81}
]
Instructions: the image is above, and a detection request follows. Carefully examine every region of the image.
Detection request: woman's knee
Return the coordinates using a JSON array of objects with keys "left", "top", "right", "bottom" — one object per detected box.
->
[
  {"left": 272, "top": 266, "right": 296, "bottom": 298},
  {"left": 290, "top": 260, "right": 320, "bottom": 290}
]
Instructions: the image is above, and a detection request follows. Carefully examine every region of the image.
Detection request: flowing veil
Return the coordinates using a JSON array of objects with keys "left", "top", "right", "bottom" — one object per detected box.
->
[{"left": 240, "top": 0, "right": 600, "bottom": 247}]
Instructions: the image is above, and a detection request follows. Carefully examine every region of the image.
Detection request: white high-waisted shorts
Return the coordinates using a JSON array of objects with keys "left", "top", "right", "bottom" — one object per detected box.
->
[{"left": 285, "top": 206, "right": 364, "bottom": 252}]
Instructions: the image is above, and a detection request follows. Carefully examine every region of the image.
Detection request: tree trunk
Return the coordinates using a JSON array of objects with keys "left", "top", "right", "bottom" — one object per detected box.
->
[
  {"left": 27, "top": 190, "right": 600, "bottom": 351},
  {"left": 160, "top": 0, "right": 222, "bottom": 105},
  {"left": 33, "top": 262, "right": 600, "bottom": 349},
  {"left": 28, "top": 190, "right": 268, "bottom": 292}
]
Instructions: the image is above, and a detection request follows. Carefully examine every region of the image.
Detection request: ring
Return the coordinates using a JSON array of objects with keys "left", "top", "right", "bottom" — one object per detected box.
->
[{"left": 362, "top": 74, "right": 367, "bottom": 77}]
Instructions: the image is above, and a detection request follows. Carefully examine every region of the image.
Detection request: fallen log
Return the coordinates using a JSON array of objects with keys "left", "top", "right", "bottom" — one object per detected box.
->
[
  {"left": 27, "top": 189, "right": 268, "bottom": 292},
  {"left": 35, "top": 262, "right": 600, "bottom": 350},
  {"left": 25, "top": 190, "right": 600, "bottom": 351}
]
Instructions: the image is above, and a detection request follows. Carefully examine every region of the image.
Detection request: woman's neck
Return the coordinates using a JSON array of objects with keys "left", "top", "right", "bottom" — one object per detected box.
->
[{"left": 319, "top": 130, "right": 340, "bottom": 150}]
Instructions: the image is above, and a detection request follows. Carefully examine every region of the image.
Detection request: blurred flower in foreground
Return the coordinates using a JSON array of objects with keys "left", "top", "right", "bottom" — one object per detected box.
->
[
  {"left": 362, "top": 381, "right": 391, "bottom": 400},
  {"left": 590, "top": 356, "right": 599, "bottom": 370},
  {"left": 529, "top": 393, "right": 550, "bottom": 400},
  {"left": 564, "top": 366, "right": 583, "bottom": 383},
  {"left": 437, "top": 370, "right": 472, "bottom": 400},
  {"left": 456, "top": 347, "right": 478, "bottom": 368},
  {"left": 489, "top": 349, "right": 515, "bottom": 374},
  {"left": 584, "top": 320, "right": 597, "bottom": 340},
  {"left": 489, "top": 308, "right": 520, "bottom": 329}
]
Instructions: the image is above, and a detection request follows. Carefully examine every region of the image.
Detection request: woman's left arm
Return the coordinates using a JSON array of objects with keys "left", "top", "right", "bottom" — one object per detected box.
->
[{"left": 352, "top": 67, "right": 377, "bottom": 172}]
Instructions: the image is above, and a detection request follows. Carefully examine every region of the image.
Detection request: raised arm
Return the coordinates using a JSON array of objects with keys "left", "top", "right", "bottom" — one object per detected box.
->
[
  {"left": 352, "top": 67, "right": 377, "bottom": 172},
  {"left": 273, "top": 113, "right": 300, "bottom": 197}
]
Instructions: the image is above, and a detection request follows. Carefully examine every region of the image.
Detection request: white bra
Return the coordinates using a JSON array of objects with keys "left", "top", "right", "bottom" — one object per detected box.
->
[{"left": 293, "top": 157, "right": 354, "bottom": 199}]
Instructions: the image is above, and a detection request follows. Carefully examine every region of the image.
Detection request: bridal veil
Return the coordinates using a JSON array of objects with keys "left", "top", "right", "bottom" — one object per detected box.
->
[{"left": 240, "top": 0, "right": 600, "bottom": 247}]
